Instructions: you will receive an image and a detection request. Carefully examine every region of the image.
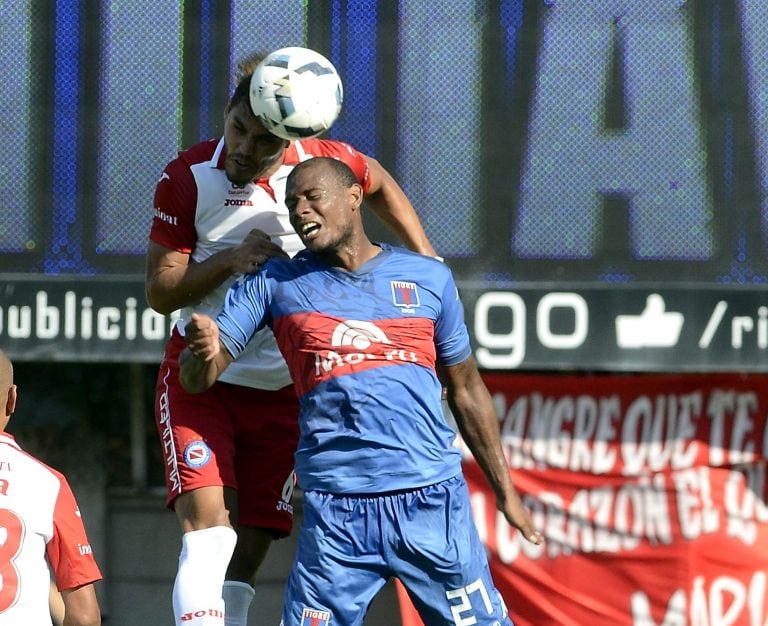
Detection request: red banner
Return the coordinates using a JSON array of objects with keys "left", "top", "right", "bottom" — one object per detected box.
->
[{"left": 397, "top": 373, "right": 768, "bottom": 626}]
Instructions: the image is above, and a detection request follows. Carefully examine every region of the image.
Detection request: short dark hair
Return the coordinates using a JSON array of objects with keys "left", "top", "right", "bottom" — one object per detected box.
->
[
  {"left": 289, "top": 157, "right": 359, "bottom": 189},
  {"left": 229, "top": 51, "right": 267, "bottom": 109}
]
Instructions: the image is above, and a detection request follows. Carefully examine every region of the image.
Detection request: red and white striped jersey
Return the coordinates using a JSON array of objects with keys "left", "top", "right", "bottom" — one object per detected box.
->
[{"left": 0, "top": 432, "right": 102, "bottom": 625}]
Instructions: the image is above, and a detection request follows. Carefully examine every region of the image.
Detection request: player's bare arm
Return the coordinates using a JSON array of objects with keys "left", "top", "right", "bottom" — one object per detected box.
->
[
  {"left": 145, "top": 229, "right": 288, "bottom": 314},
  {"left": 362, "top": 154, "right": 438, "bottom": 257},
  {"left": 60, "top": 584, "right": 101, "bottom": 626},
  {"left": 178, "top": 313, "right": 234, "bottom": 393},
  {"left": 442, "top": 357, "right": 544, "bottom": 545}
]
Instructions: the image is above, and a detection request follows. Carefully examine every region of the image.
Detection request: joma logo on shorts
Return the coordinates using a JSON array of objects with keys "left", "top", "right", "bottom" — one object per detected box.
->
[
  {"left": 276, "top": 500, "right": 293, "bottom": 513},
  {"left": 181, "top": 608, "right": 223, "bottom": 620}
]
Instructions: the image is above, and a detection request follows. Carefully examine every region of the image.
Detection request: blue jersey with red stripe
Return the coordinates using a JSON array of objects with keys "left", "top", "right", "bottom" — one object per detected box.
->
[{"left": 216, "top": 244, "right": 471, "bottom": 493}]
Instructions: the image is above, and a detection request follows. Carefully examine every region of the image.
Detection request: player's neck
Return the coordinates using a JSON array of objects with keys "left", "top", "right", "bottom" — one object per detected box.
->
[{"left": 322, "top": 239, "right": 381, "bottom": 272}]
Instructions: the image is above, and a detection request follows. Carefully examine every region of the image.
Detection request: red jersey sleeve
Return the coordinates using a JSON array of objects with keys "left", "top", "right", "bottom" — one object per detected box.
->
[
  {"left": 149, "top": 157, "right": 199, "bottom": 254},
  {"left": 46, "top": 474, "right": 102, "bottom": 591},
  {"left": 290, "top": 139, "right": 372, "bottom": 194}
]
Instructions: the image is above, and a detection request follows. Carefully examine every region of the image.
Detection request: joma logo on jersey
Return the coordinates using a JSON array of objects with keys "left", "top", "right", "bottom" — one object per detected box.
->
[
  {"left": 224, "top": 198, "right": 254, "bottom": 207},
  {"left": 391, "top": 280, "right": 420, "bottom": 313},
  {"left": 314, "top": 321, "right": 417, "bottom": 375}
]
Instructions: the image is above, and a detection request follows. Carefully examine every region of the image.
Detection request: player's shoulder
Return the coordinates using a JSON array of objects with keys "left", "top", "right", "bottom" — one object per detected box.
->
[
  {"left": 385, "top": 244, "right": 448, "bottom": 268},
  {"left": 239, "top": 254, "right": 311, "bottom": 293},
  {"left": 381, "top": 245, "right": 453, "bottom": 285},
  {"left": 287, "top": 138, "right": 363, "bottom": 163},
  {"left": 2, "top": 440, "right": 65, "bottom": 489},
  {"left": 262, "top": 251, "right": 314, "bottom": 278},
  {"left": 176, "top": 138, "right": 220, "bottom": 169},
  {"left": 157, "top": 139, "right": 220, "bottom": 198}
]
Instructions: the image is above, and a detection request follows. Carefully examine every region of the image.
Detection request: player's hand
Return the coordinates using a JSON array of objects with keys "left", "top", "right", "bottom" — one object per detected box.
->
[
  {"left": 230, "top": 228, "right": 290, "bottom": 274},
  {"left": 184, "top": 313, "right": 221, "bottom": 362},
  {"left": 499, "top": 493, "right": 544, "bottom": 546}
]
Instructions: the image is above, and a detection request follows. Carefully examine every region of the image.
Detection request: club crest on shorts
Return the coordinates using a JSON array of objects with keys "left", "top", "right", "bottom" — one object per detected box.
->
[
  {"left": 183, "top": 440, "right": 211, "bottom": 468},
  {"left": 390, "top": 280, "right": 420, "bottom": 313},
  {"left": 301, "top": 607, "right": 330, "bottom": 625}
]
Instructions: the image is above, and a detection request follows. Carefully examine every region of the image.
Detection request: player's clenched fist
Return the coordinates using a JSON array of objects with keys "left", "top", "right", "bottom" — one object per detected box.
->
[
  {"left": 184, "top": 313, "right": 221, "bottom": 362},
  {"left": 179, "top": 313, "right": 232, "bottom": 394},
  {"left": 230, "top": 228, "right": 290, "bottom": 274}
]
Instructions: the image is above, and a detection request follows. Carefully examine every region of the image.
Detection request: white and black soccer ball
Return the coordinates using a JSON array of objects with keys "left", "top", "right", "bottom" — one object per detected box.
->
[{"left": 249, "top": 46, "right": 343, "bottom": 140}]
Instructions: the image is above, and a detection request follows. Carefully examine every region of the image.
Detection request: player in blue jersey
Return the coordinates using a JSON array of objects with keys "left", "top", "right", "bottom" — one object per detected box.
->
[
  {"left": 148, "top": 51, "right": 438, "bottom": 626},
  {"left": 179, "top": 157, "right": 543, "bottom": 625}
]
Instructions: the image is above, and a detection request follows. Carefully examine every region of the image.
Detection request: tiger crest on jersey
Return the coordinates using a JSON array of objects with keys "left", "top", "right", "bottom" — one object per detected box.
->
[
  {"left": 300, "top": 607, "right": 331, "bottom": 625},
  {"left": 390, "top": 280, "right": 420, "bottom": 313}
]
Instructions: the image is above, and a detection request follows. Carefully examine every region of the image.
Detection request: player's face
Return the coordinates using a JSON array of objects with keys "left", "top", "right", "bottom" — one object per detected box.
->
[
  {"left": 223, "top": 99, "right": 288, "bottom": 185},
  {"left": 286, "top": 166, "right": 360, "bottom": 254}
]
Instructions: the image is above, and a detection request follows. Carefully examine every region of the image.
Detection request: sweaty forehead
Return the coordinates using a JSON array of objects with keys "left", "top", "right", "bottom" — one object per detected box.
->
[{"left": 290, "top": 162, "right": 335, "bottom": 189}]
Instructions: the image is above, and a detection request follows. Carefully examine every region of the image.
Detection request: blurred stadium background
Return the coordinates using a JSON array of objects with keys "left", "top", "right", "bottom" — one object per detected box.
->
[{"left": 2, "top": 1, "right": 768, "bottom": 624}]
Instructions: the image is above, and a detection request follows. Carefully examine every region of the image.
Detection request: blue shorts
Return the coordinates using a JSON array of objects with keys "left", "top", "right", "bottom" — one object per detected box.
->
[{"left": 281, "top": 475, "right": 514, "bottom": 626}]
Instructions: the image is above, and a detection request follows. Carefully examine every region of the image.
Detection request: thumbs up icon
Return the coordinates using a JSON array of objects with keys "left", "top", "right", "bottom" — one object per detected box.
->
[{"left": 615, "top": 294, "right": 684, "bottom": 348}]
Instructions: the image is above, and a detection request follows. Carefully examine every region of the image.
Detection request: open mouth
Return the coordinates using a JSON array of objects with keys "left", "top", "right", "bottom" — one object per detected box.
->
[{"left": 299, "top": 222, "right": 321, "bottom": 238}]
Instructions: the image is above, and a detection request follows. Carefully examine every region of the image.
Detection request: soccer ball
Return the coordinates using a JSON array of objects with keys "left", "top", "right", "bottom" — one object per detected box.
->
[{"left": 249, "top": 46, "right": 343, "bottom": 140}]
